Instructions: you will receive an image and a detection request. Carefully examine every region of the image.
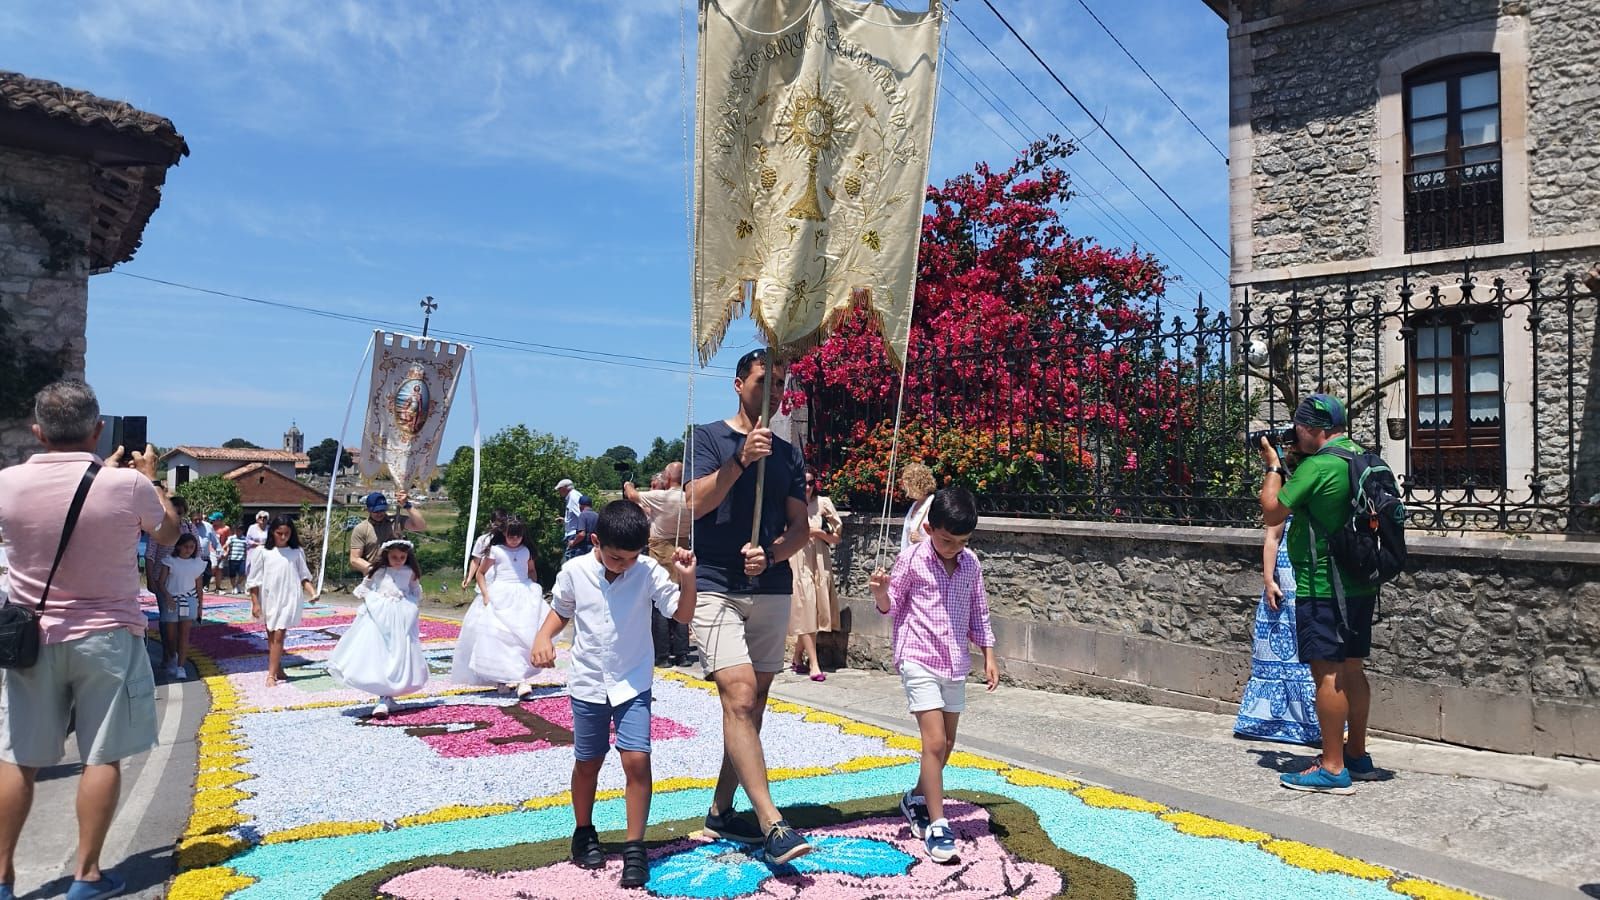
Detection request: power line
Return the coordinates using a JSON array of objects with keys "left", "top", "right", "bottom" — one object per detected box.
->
[
  {"left": 113, "top": 272, "right": 732, "bottom": 376},
  {"left": 980, "top": 0, "right": 1229, "bottom": 258},
  {"left": 946, "top": 8, "right": 1230, "bottom": 285},
  {"left": 942, "top": 49, "right": 1217, "bottom": 301},
  {"left": 1071, "top": 0, "right": 1226, "bottom": 162}
]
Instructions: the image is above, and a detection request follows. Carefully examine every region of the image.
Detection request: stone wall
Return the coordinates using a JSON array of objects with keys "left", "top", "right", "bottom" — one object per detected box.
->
[
  {"left": 0, "top": 147, "right": 94, "bottom": 466},
  {"left": 831, "top": 515, "right": 1600, "bottom": 759},
  {"left": 1239, "top": 0, "right": 1600, "bottom": 272}
]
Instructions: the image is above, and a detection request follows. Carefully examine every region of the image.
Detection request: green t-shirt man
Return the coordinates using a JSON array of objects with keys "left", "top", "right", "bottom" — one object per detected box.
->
[{"left": 1278, "top": 434, "right": 1378, "bottom": 600}]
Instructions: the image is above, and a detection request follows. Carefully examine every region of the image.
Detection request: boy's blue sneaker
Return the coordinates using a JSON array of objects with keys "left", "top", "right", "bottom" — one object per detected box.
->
[
  {"left": 899, "top": 790, "right": 930, "bottom": 839},
  {"left": 924, "top": 820, "right": 958, "bottom": 862},
  {"left": 703, "top": 807, "right": 763, "bottom": 844},
  {"left": 762, "top": 819, "right": 813, "bottom": 865},
  {"left": 66, "top": 872, "right": 125, "bottom": 900},
  {"left": 1345, "top": 750, "right": 1382, "bottom": 781},
  {"left": 1280, "top": 764, "right": 1355, "bottom": 795}
]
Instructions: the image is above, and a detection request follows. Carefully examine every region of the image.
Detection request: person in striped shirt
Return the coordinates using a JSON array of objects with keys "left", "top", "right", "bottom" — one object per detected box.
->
[{"left": 868, "top": 486, "right": 998, "bottom": 864}]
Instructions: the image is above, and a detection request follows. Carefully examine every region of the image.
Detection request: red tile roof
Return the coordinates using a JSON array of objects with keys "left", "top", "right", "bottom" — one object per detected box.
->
[
  {"left": 222, "top": 463, "right": 324, "bottom": 506},
  {"left": 163, "top": 446, "right": 310, "bottom": 465}
]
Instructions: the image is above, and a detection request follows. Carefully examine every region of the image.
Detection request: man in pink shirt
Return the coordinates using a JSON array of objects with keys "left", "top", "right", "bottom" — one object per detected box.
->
[{"left": 0, "top": 381, "right": 179, "bottom": 900}]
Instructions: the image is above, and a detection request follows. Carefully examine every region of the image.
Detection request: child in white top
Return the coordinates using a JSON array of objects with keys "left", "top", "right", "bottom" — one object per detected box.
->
[
  {"left": 451, "top": 516, "right": 548, "bottom": 699},
  {"left": 329, "top": 539, "right": 428, "bottom": 719},
  {"left": 247, "top": 515, "right": 316, "bottom": 687},
  {"left": 161, "top": 533, "right": 209, "bottom": 681},
  {"left": 532, "top": 500, "right": 695, "bottom": 889}
]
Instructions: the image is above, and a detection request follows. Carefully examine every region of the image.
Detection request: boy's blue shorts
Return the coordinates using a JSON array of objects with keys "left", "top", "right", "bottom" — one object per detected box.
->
[{"left": 571, "top": 690, "right": 652, "bottom": 761}]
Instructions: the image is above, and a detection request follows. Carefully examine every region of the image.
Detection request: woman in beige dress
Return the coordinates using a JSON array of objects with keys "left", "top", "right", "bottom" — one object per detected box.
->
[{"left": 789, "top": 469, "right": 843, "bottom": 681}]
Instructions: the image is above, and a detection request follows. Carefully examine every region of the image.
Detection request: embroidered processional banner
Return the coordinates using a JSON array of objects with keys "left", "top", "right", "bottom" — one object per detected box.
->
[
  {"left": 357, "top": 331, "right": 467, "bottom": 488},
  {"left": 695, "top": 0, "right": 941, "bottom": 369}
]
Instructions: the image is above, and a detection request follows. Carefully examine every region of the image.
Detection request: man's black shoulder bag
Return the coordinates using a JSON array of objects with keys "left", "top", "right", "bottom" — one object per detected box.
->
[{"left": 0, "top": 462, "right": 102, "bottom": 669}]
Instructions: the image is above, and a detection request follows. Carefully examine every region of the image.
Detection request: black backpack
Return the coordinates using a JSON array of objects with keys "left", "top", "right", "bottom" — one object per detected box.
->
[{"left": 1317, "top": 445, "right": 1408, "bottom": 587}]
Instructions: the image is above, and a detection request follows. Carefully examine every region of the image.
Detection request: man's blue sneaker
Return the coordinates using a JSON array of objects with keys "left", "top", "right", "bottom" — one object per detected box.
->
[
  {"left": 924, "top": 819, "right": 958, "bottom": 862},
  {"left": 703, "top": 807, "right": 763, "bottom": 844},
  {"left": 899, "top": 790, "right": 931, "bottom": 839},
  {"left": 0, "top": 881, "right": 15, "bottom": 900},
  {"left": 1345, "top": 750, "right": 1382, "bottom": 781},
  {"left": 66, "top": 871, "right": 125, "bottom": 900},
  {"left": 762, "top": 819, "right": 813, "bottom": 865},
  {"left": 1280, "top": 764, "right": 1355, "bottom": 795}
]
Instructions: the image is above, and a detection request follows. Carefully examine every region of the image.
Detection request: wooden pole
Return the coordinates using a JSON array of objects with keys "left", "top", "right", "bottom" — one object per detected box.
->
[{"left": 748, "top": 349, "right": 774, "bottom": 549}]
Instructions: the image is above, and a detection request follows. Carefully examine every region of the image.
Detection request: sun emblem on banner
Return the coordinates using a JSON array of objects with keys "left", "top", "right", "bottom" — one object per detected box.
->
[{"left": 777, "top": 81, "right": 852, "bottom": 222}]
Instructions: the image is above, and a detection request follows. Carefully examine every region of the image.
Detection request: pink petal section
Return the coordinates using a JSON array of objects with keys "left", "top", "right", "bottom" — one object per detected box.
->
[
  {"left": 380, "top": 802, "right": 1061, "bottom": 899},
  {"left": 362, "top": 699, "right": 695, "bottom": 758}
]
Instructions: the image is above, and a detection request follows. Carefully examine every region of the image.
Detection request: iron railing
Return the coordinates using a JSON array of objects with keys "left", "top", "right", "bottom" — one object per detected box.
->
[
  {"left": 803, "top": 254, "right": 1598, "bottom": 534},
  {"left": 1405, "top": 160, "right": 1504, "bottom": 253}
]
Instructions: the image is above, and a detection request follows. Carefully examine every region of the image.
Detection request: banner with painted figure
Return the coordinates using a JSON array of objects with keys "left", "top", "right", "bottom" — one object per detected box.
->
[
  {"left": 695, "top": 0, "right": 942, "bottom": 369},
  {"left": 357, "top": 331, "right": 467, "bottom": 489}
]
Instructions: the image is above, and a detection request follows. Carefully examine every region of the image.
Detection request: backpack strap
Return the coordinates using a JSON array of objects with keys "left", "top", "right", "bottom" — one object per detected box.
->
[
  {"left": 1316, "top": 444, "right": 1363, "bottom": 502},
  {"left": 1306, "top": 517, "right": 1352, "bottom": 641},
  {"left": 33, "top": 462, "right": 103, "bottom": 613}
]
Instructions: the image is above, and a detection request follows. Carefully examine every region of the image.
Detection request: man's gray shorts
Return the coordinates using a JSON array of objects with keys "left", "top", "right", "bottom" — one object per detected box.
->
[{"left": 0, "top": 629, "right": 158, "bottom": 767}]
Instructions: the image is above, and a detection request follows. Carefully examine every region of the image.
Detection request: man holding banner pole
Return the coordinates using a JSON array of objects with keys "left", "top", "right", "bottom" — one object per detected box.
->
[{"left": 684, "top": 348, "right": 814, "bottom": 864}]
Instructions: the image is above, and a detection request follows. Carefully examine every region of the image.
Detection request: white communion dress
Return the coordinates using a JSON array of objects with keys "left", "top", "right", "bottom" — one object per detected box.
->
[
  {"left": 328, "top": 566, "right": 429, "bottom": 697},
  {"left": 247, "top": 546, "right": 312, "bottom": 631},
  {"left": 451, "top": 544, "right": 549, "bottom": 685}
]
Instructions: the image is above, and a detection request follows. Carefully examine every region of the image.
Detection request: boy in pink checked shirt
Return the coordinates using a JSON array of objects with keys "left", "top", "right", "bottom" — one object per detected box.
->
[{"left": 869, "top": 486, "right": 998, "bottom": 864}]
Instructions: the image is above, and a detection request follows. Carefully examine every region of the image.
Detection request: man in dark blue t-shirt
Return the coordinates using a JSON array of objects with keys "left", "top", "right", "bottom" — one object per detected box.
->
[{"left": 684, "top": 348, "right": 813, "bottom": 864}]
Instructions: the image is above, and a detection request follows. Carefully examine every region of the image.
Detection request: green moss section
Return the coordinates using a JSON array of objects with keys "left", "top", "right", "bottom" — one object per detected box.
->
[{"left": 326, "top": 790, "right": 1135, "bottom": 899}]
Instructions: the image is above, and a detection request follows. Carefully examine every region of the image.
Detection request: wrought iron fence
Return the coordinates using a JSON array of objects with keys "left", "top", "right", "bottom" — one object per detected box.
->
[{"left": 803, "top": 254, "right": 1598, "bottom": 534}]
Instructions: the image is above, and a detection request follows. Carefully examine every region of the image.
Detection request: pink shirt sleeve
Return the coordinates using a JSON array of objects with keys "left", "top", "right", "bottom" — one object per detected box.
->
[
  {"left": 968, "top": 561, "right": 995, "bottom": 648},
  {"left": 132, "top": 477, "right": 165, "bottom": 533},
  {"left": 885, "top": 545, "right": 915, "bottom": 615}
]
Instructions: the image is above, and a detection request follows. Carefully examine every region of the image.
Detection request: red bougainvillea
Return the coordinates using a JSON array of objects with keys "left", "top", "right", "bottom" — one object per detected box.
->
[{"left": 791, "top": 138, "right": 1245, "bottom": 507}]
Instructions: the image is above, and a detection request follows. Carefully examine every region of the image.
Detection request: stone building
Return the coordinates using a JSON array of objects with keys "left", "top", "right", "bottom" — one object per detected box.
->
[
  {"left": 1211, "top": 0, "right": 1599, "bottom": 519},
  {"left": 828, "top": 1, "right": 1600, "bottom": 760},
  {"left": 0, "top": 71, "right": 188, "bottom": 465}
]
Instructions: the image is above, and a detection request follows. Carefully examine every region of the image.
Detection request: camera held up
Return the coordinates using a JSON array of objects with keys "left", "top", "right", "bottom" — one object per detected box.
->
[{"left": 1245, "top": 426, "right": 1297, "bottom": 453}]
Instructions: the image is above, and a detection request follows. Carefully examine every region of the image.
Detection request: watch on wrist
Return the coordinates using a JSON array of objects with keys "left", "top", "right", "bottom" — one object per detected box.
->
[{"left": 1264, "top": 466, "right": 1289, "bottom": 479}]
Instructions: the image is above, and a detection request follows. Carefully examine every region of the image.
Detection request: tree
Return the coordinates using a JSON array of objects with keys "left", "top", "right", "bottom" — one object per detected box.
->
[
  {"left": 791, "top": 137, "right": 1249, "bottom": 509},
  {"left": 306, "top": 438, "right": 354, "bottom": 476},
  {"left": 222, "top": 438, "right": 261, "bottom": 450},
  {"left": 175, "top": 476, "right": 242, "bottom": 528},
  {"left": 601, "top": 445, "right": 638, "bottom": 467},
  {"left": 639, "top": 435, "right": 687, "bottom": 479},
  {"left": 441, "top": 426, "right": 589, "bottom": 587}
]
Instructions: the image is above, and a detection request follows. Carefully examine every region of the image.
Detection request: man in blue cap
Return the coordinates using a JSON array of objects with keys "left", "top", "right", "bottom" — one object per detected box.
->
[
  {"left": 1258, "top": 393, "right": 1383, "bottom": 795},
  {"left": 348, "top": 489, "right": 427, "bottom": 577}
]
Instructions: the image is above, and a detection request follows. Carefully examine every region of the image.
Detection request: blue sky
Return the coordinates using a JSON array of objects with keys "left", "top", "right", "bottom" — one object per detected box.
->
[{"left": 4, "top": 0, "right": 1229, "bottom": 461}]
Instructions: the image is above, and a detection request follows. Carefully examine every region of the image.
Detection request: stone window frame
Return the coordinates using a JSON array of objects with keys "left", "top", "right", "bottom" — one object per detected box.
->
[
  {"left": 1405, "top": 305, "right": 1506, "bottom": 489},
  {"left": 1377, "top": 17, "right": 1530, "bottom": 260}
]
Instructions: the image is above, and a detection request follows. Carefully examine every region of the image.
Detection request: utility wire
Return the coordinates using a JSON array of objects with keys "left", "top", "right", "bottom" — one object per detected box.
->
[
  {"left": 948, "top": 8, "right": 1229, "bottom": 284},
  {"left": 113, "top": 272, "right": 734, "bottom": 376},
  {"left": 1071, "top": 0, "right": 1226, "bottom": 162},
  {"left": 942, "top": 50, "right": 1217, "bottom": 302},
  {"left": 980, "top": 0, "right": 1229, "bottom": 258}
]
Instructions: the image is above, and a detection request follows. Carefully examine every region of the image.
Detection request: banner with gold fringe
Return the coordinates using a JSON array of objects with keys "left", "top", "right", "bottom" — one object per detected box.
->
[{"left": 694, "top": 0, "right": 941, "bottom": 368}]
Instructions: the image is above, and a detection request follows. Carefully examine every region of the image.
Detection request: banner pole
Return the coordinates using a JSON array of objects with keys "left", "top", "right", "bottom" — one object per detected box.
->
[
  {"left": 461, "top": 349, "right": 483, "bottom": 573},
  {"left": 317, "top": 330, "right": 377, "bottom": 597},
  {"left": 747, "top": 346, "right": 773, "bottom": 550}
]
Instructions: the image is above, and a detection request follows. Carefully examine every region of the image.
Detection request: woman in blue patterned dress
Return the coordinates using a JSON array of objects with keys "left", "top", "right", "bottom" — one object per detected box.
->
[{"left": 1234, "top": 516, "right": 1321, "bottom": 744}]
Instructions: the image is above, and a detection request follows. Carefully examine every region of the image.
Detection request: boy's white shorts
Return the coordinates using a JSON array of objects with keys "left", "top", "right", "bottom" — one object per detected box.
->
[{"left": 899, "top": 660, "right": 967, "bottom": 713}]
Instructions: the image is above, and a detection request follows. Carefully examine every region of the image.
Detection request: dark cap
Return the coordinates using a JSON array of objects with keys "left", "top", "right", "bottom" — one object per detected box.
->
[
  {"left": 364, "top": 491, "right": 390, "bottom": 512},
  {"left": 1293, "top": 393, "right": 1347, "bottom": 430}
]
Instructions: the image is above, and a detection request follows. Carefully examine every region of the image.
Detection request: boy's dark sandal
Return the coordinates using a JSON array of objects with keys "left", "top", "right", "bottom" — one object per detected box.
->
[
  {"left": 619, "top": 841, "right": 650, "bottom": 888},
  {"left": 763, "top": 819, "right": 814, "bottom": 865},
  {"left": 571, "top": 825, "right": 606, "bottom": 869}
]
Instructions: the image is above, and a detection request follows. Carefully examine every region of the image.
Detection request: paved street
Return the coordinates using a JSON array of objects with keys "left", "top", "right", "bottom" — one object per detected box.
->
[{"left": 10, "top": 593, "right": 1597, "bottom": 899}]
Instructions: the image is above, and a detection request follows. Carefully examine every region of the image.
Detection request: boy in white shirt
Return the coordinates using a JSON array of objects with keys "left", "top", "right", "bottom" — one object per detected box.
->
[{"left": 532, "top": 500, "right": 696, "bottom": 889}]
